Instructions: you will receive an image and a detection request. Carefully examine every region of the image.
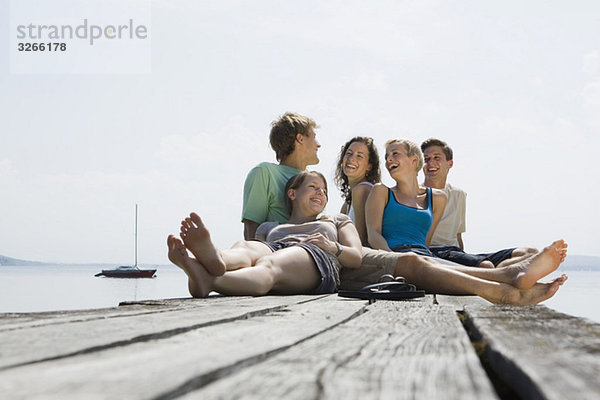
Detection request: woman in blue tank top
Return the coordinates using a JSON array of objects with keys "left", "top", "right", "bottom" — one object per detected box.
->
[{"left": 366, "top": 139, "right": 447, "bottom": 256}]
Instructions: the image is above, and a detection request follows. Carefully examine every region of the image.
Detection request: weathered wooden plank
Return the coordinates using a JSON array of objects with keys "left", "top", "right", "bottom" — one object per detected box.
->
[
  {"left": 0, "top": 303, "right": 178, "bottom": 332},
  {"left": 186, "top": 298, "right": 498, "bottom": 400},
  {"left": 0, "top": 295, "right": 323, "bottom": 369},
  {"left": 0, "top": 296, "right": 258, "bottom": 331},
  {"left": 435, "top": 294, "right": 490, "bottom": 309},
  {"left": 0, "top": 295, "right": 367, "bottom": 400},
  {"left": 463, "top": 304, "right": 600, "bottom": 400}
]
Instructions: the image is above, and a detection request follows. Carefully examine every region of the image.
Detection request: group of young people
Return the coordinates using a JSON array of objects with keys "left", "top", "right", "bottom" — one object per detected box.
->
[{"left": 167, "top": 112, "right": 568, "bottom": 305}]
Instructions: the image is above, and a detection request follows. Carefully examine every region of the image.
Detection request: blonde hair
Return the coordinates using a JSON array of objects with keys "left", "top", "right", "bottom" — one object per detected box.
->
[{"left": 385, "top": 139, "right": 424, "bottom": 172}]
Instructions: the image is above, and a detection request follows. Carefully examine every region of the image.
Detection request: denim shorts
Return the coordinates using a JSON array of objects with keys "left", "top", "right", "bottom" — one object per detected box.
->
[{"left": 264, "top": 241, "right": 340, "bottom": 294}]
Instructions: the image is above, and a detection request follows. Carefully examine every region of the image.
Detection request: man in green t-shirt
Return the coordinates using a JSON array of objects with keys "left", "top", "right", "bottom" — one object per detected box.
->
[{"left": 242, "top": 112, "right": 321, "bottom": 240}]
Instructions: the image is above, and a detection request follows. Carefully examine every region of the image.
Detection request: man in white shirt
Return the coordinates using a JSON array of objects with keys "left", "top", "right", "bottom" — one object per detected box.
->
[{"left": 421, "top": 138, "right": 537, "bottom": 268}]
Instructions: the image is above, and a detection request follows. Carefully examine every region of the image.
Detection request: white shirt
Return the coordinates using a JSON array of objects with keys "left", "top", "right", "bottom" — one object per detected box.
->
[
  {"left": 430, "top": 183, "right": 466, "bottom": 247},
  {"left": 348, "top": 182, "right": 374, "bottom": 224}
]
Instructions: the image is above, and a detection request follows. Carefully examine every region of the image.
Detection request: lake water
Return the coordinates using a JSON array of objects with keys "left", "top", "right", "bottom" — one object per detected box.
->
[{"left": 0, "top": 265, "right": 598, "bottom": 323}]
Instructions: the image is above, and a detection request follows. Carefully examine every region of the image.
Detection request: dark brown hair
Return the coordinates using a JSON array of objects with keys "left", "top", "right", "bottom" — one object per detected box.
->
[
  {"left": 335, "top": 136, "right": 381, "bottom": 205},
  {"left": 420, "top": 138, "right": 453, "bottom": 161}
]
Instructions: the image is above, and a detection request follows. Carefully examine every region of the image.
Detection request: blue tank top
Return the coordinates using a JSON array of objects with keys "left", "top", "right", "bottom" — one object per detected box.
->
[{"left": 382, "top": 187, "right": 433, "bottom": 249}]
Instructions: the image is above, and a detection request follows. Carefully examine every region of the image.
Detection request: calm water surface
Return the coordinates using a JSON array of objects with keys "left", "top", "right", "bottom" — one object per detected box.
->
[
  {"left": 0, "top": 265, "right": 598, "bottom": 323},
  {"left": 0, "top": 265, "right": 189, "bottom": 312}
]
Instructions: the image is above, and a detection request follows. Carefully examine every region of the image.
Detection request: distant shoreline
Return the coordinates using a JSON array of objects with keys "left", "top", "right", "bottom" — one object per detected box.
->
[{"left": 0, "top": 255, "right": 167, "bottom": 268}]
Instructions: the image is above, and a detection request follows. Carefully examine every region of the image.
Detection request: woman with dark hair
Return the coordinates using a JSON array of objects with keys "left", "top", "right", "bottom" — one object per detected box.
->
[
  {"left": 167, "top": 171, "right": 363, "bottom": 297},
  {"left": 335, "top": 136, "right": 381, "bottom": 245}
]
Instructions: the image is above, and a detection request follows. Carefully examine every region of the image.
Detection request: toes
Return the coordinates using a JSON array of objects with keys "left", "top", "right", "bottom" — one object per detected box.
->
[
  {"left": 167, "top": 234, "right": 177, "bottom": 249},
  {"left": 168, "top": 234, "right": 185, "bottom": 251},
  {"left": 190, "top": 212, "right": 204, "bottom": 227}
]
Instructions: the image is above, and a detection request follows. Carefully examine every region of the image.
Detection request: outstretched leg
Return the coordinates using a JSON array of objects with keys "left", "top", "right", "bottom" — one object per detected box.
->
[
  {"left": 180, "top": 213, "right": 273, "bottom": 273},
  {"left": 222, "top": 239, "right": 274, "bottom": 271},
  {"left": 494, "top": 247, "right": 538, "bottom": 269},
  {"left": 211, "top": 246, "right": 321, "bottom": 296},
  {"left": 172, "top": 220, "right": 321, "bottom": 297},
  {"left": 435, "top": 240, "right": 567, "bottom": 289},
  {"left": 393, "top": 252, "right": 568, "bottom": 305}
]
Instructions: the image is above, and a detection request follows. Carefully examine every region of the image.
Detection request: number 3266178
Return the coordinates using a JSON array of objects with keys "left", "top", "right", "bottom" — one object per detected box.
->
[{"left": 18, "top": 43, "right": 67, "bottom": 51}]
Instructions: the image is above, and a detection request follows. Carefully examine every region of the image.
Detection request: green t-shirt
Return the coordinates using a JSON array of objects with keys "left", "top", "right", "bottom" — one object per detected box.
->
[{"left": 241, "top": 162, "right": 301, "bottom": 224}]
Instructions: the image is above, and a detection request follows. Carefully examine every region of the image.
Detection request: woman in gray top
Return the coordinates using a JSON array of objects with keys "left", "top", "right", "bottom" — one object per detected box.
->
[{"left": 167, "top": 171, "right": 363, "bottom": 297}]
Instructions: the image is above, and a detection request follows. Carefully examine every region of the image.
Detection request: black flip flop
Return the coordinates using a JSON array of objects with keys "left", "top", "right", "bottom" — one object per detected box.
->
[{"left": 338, "top": 274, "right": 425, "bottom": 300}]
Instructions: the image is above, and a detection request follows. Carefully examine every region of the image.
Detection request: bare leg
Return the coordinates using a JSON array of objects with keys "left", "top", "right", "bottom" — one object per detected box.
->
[
  {"left": 393, "top": 253, "right": 568, "bottom": 305},
  {"left": 494, "top": 247, "right": 538, "bottom": 269},
  {"left": 211, "top": 247, "right": 321, "bottom": 296},
  {"left": 180, "top": 213, "right": 273, "bottom": 274},
  {"left": 172, "top": 220, "right": 322, "bottom": 297},
  {"left": 476, "top": 247, "right": 538, "bottom": 269},
  {"left": 434, "top": 240, "right": 567, "bottom": 289},
  {"left": 222, "top": 240, "right": 273, "bottom": 271},
  {"left": 477, "top": 260, "right": 495, "bottom": 269}
]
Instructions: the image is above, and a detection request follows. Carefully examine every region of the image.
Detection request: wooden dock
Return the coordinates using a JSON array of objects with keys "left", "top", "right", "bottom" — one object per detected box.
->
[{"left": 1, "top": 294, "right": 599, "bottom": 399}]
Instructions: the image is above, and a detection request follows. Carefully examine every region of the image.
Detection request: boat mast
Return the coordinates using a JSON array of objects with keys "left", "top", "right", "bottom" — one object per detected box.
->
[{"left": 135, "top": 203, "right": 138, "bottom": 268}]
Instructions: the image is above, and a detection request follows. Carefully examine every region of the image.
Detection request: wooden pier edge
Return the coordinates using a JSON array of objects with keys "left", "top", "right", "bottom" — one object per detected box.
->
[
  {"left": 461, "top": 304, "right": 600, "bottom": 400},
  {"left": 0, "top": 294, "right": 598, "bottom": 399}
]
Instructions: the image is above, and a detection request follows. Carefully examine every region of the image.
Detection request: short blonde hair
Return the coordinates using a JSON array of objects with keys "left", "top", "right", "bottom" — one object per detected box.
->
[{"left": 385, "top": 139, "right": 424, "bottom": 172}]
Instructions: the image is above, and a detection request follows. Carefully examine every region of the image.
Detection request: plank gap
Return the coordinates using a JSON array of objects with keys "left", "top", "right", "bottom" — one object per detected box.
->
[
  {"left": 150, "top": 305, "right": 369, "bottom": 400},
  {"left": 0, "top": 302, "right": 311, "bottom": 372},
  {"left": 457, "top": 310, "right": 526, "bottom": 400}
]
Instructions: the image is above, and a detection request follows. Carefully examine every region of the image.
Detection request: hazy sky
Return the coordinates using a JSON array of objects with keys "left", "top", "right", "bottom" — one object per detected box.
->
[{"left": 2, "top": 0, "right": 599, "bottom": 264}]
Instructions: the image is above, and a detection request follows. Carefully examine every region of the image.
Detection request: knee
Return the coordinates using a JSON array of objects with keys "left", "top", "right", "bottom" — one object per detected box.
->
[
  {"left": 231, "top": 240, "right": 252, "bottom": 250},
  {"left": 397, "top": 252, "right": 423, "bottom": 267},
  {"left": 253, "top": 256, "right": 278, "bottom": 295},
  {"left": 394, "top": 252, "right": 425, "bottom": 276},
  {"left": 514, "top": 247, "right": 538, "bottom": 257}
]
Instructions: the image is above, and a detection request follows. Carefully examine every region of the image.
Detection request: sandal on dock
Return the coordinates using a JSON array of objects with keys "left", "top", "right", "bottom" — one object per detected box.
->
[{"left": 338, "top": 274, "right": 425, "bottom": 300}]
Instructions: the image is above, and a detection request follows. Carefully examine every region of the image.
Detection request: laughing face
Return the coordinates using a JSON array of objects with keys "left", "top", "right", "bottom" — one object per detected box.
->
[
  {"left": 342, "top": 141, "right": 372, "bottom": 182},
  {"left": 385, "top": 142, "right": 417, "bottom": 177},
  {"left": 423, "top": 145, "right": 452, "bottom": 181},
  {"left": 288, "top": 174, "right": 328, "bottom": 215}
]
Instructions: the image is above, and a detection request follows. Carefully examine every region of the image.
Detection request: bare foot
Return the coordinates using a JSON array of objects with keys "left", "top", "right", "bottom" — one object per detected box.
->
[
  {"left": 179, "top": 213, "right": 226, "bottom": 276},
  {"left": 510, "top": 240, "right": 568, "bottom": 289},
  {"left": 167, "top": 235, "right": 214, "bottom": 298},
  {"left": 504, "top": 274, "right": 568, "bottom": 305}
]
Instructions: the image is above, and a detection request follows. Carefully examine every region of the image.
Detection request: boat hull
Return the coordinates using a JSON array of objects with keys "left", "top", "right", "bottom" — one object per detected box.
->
[{"left": 95, "top": 269, "right": 156, "bottom": 278}]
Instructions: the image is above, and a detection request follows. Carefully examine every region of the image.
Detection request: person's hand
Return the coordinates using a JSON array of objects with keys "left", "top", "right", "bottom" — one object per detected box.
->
[{"left": 300, "top": 233, "right": 337, "bottom": 254}]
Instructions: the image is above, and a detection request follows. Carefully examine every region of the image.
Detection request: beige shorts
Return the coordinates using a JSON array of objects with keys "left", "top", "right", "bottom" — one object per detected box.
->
[{"left": 339, "top": 247, "right": 399, "bottom": 291}]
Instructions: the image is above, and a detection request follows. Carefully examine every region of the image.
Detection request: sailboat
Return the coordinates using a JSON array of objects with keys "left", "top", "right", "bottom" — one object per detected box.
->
[{"left": 95, "top": 204, "right": 157, "bottom": 278}]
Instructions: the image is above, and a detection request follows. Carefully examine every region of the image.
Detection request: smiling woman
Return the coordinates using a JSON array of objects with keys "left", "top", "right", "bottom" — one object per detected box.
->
[
  {"left": 167, "top": 171, "right": 363, "bottom": 297},
  {"left": 366, "top": 139, "right": 447, "bottom": 255},
  {"left": 335, "top": 136, "right": 382, "bottom": 245}
]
